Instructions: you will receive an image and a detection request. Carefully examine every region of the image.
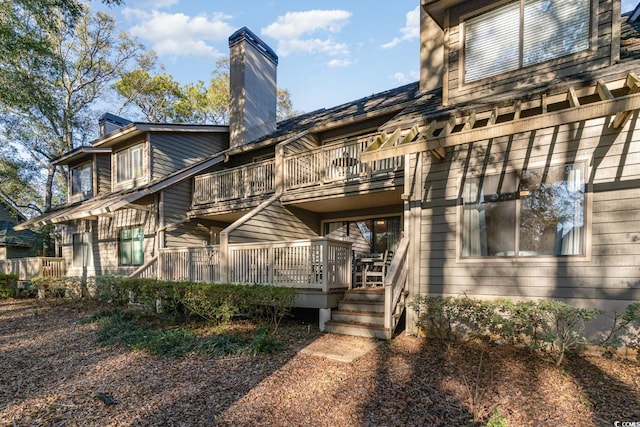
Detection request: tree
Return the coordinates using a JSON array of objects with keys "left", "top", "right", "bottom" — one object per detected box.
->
[
  {"left": 116, "top": 57, "right": 300, "bottom": 125},
  {"left": 0, "top": 7, "right": 144, "bottom": 212}
]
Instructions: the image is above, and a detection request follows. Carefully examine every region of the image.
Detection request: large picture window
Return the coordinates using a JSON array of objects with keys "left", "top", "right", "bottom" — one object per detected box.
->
[
  {"left": 464, "top": 0, "right": 591, "bottom": 83},
  {"left": 461, "top": 163, "right": 585, "bottom": 258},
  {"left": 324, "top": 216, "right": 401, "bottom": 256},
  {"left": 119, "top": 227, "right": 144, "bottom": 266},
  {"left": 71, "top": 162, "right": 92, "bottom": 196},
  {"left": 116, "top": 144, "right": 144, "bottom": 183}
]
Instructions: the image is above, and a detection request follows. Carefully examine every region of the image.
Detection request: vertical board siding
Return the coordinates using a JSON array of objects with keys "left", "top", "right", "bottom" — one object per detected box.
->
[
  {"left": 418, "top": 114, "right": 640, "bottom": 309},
  {"left": 151, "top": 132, "right": 227, "bottom": 180},
  {"left": 95, "top": 154, "right": 111, "bottom": 196}
]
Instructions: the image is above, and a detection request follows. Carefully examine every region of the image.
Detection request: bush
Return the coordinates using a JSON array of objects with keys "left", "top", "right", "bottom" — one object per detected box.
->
[
  {"left": 93, "top": 277, "right": 296, "bottom": 332},
  {"left": 0, "top": 274, "right": 18, "bottom": 298},
  {"left": 86, "top": 308, "right": 283, "bottom": 358},
  {"left": 410, "top": 295, "right": 604, "bottom": 366}
]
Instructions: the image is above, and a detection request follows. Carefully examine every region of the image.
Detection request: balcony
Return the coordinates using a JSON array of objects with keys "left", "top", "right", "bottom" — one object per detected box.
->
[
  {"left": 284, "top": 137, "right": 403, "bottom": 191},
  {"left": 192, "top": 159, "right": 276, "bottom": 209},
  {"left": 190, "top": 137, "right": 403, "bottom": 211}
]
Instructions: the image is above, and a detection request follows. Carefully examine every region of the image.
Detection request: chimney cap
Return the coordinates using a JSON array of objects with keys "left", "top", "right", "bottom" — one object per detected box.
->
[{"left": 229, "top": 27, "right": 278, "bottom": 65}]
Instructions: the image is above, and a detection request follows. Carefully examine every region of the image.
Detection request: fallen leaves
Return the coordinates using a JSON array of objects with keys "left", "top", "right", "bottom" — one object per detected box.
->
[{"left": 0, "top": 299, "right": 639, "bottom": 426}]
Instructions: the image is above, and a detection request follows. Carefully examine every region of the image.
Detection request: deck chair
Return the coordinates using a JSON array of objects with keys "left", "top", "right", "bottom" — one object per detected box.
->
[{"left": 364, "top": 250, "right": 393, "bottom": 287}]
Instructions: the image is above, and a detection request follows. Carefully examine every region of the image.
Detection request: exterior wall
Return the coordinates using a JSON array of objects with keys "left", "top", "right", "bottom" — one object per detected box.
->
[
  {"left": 95, "top": 153, "right": 111, "bottom": 196},
  {"left": 162, "top": 181, "right": 210, "bottom": 247},
  {"left": 227, "top": 201, "right": 318, "bottom": 244},
  {"left": 445, "top": 0, "right": 615, "bottom": 105},
  {"left": 60, "top": 207, "right": 157, "bottom": 277},
  {"left": 150, "top": 132, "right": 228, "bottom": 180},
  {"left": 411, "top": 113, "right": 640, "bottom": 334}
]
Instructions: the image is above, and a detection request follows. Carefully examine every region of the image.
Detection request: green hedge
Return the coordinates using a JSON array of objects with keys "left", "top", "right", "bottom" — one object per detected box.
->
[
  {"left": 0, "top": 274, "right": 18, "bottom": 298},
  {"left": 409, "top": 295, "right": 640, "bottom": 365},
  {"left": 95, "top": 276, "right": 296, "bottom": 331}
]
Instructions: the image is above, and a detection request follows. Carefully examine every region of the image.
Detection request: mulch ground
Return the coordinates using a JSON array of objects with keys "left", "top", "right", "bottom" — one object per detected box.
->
[{"left": 1, "top": 299, "right": 639, "bottom": 426}]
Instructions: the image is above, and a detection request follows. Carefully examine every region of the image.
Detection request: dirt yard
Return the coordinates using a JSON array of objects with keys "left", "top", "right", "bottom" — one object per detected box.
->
[{"left": 1, "top": 299, "right": 639, "bottom": 426}]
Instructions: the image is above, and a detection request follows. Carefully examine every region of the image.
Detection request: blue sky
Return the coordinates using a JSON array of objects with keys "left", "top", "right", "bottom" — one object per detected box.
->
[
  {"left": 94, "top": 0, "right": 420, "bottom": 114},
  {"left": 95, "top": 0, "right": 639, "bottom": 114}
]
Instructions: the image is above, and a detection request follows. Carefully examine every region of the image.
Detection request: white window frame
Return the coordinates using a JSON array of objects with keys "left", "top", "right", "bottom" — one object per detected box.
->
[{"left": 115, "top": 143, "right": 145, "bottom": 185}]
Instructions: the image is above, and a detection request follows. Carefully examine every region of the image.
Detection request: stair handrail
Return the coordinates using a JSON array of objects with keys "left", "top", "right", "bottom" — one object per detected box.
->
[
  {"left": 129, "top": 255, "right": 159, "bottom": 279},
  {"left": 383, "top": 237, "right": 410, "bottom": 331}
]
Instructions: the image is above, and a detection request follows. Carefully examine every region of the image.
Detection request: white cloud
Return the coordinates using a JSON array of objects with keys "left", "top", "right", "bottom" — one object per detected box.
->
[
  {"left": 391, "top": 70, "right": 419, "bottom": 84},
  {"left": 261, "top": 10, "right": 352, "bottom": 57},
  {"left": 326, "top": 58, "right": 352, "bottom": 68},
  {"left": 123, "top": 8, "right": 234, "bottom": 58},
  {"left": 381, "top": 6, "right": 420, "bottom": 49}
]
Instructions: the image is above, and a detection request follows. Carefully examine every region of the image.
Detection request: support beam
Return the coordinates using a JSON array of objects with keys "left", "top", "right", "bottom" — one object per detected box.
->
[
  {"left": 614, "top": 73, "right": 640, "bottom": 128},
  {"left": 361, "top": 90, "right": 640, "bottom": 162}
]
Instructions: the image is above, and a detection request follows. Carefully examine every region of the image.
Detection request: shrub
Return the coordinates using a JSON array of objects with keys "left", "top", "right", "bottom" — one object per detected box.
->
[
  {"left": 411, "top": 295, "right": 603, "bottom": 365},
  {"left": 0, "top": 274, "right": 18, "bottom": 298}
]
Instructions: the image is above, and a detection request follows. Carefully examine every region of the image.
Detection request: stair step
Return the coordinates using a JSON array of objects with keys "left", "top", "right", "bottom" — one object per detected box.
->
[
  {"left": 338, "top": 299, "right": 384, "bottom": 313},
  {"left": 325, "top": 320, "right": 391, "bottom": 339},
  {"left": 343, "top": 288, "right": 385, "bottom": 302},
  {"left": 331, "top": 309, "right": 384, "bottom": 325}
]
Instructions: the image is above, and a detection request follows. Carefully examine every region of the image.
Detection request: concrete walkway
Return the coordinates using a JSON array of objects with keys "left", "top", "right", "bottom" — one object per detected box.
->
[{"left": 298, "top": 333, "right": 383, "bottom": 363}]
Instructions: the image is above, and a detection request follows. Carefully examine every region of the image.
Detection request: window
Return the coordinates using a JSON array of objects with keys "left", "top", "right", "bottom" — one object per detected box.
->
[
  {"left": 461, "top": 163, "right": 585, "bottom": 258},
  {"left": 464, "top": 0, "right": 591, "bottom": 83},
  {"left": 116, "top": 144, "right": 144, "bottom": 183},
  {"left": 72, "top": 232, "right": 92, "bottom": 267},
  {"left": 119, "top": 227, "right": 144, "bottom": 266},
  {"left": 324, "top": 216, "right": 401, "bottom": 256},
  {"left": 71, "top": 162, "right": 92, "bottom": 196}
]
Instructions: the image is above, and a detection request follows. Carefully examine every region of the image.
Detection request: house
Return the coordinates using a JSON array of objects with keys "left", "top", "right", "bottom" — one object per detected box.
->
[
  {"left": 15, "top": 116, "right": 229, "bottom": 279},
  {"left": 18, "top": 0, "right": 640, "bottom": 339},
  {"left": 0, "top": 194, "right": 41, "bottom": 260}
]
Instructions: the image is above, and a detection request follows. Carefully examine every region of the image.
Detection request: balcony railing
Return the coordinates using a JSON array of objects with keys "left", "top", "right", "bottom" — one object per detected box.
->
[
  {"left": 192, "top": 159, "right": 275, "bottom": 205},
  {"left": 284, "top": 137, "right": 403, "bottom": 190},
  {"left": 157, "top": 238, "right": 352, "bottom": 291},
  {"left": 0, "top": 257, "right": 66, "bottom": 281}
]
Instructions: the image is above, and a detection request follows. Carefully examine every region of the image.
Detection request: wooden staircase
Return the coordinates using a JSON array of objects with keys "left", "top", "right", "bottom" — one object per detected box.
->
[{"left": 324, "top": 287, "right": 406, "bottom": 339}]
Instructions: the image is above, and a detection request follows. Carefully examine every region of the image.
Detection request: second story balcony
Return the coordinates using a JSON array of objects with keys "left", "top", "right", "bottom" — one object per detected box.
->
[
  {"left": 192, "top": 159, "right": 276, "bottom": 214},
  {"left": 191, "top": 136, "right": 404, "bottom": 213}
]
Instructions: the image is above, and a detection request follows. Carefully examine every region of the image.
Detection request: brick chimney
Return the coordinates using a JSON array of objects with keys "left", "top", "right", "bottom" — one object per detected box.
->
[{"left": 228, "top": 27, "right": 278, "bottom": 148}]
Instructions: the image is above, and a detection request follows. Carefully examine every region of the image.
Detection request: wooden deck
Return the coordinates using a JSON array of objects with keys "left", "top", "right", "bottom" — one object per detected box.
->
[
  {"left": 0, "top": 257, "right": 66, "bottom": 281},
  {"left": 153, "top": 238, "right": 353, "bottom": 293}
]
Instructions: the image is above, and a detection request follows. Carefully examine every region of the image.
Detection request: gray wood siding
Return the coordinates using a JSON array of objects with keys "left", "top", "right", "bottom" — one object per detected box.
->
[
  {"left": 162, "top": 181, "right": 210, "bottom": 247},
  {"left": 95, "top": 154, "right": 111, "bottom": 196},
  {"left": 151, "top": 132, "right": 227, "bottom": 180},
  {"left": 446, "top": 0, "right": 613, "bottom": 105},
  {"left": 228, "top": 202, "right": 318, "bottom": 244},
  {"left": 416, "top": 114, "right": 640, "bottom": 312},
  {"left": 60, "top": 207, "right": 158, "bottom": 277}
]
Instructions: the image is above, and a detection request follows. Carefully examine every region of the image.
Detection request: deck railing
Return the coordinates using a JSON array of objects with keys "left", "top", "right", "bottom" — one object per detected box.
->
[
  {"left": 192, "top": 159, "right": 276, "bottom": 205},
  {"left": 156, "top": 238, "right": 352, "bottom": 291},
  {"left": 228, "top": 238, "right": 352, "bottom": 291},
  {"left": 0, "top": 257, "right": 66, "bottom": 281},
  {"left": 284, "top": 137, "right": 403, "bottom": 190},
  {"left": 158, "top": 246, "right": 221, "bottom": 283}
]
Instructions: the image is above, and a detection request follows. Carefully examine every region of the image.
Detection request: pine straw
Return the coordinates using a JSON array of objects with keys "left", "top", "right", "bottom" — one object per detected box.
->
[{"left": 1, "top": 299, "right": 639, "bottom": 426}]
